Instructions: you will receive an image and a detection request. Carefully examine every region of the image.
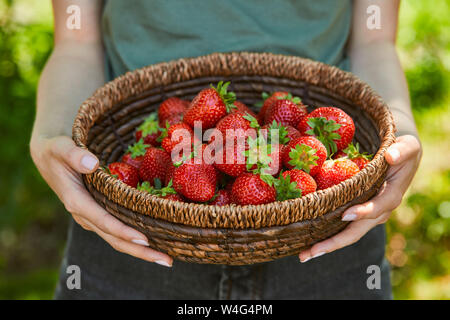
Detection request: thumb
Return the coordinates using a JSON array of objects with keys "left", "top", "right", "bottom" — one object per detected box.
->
[
  {"left": 51, "top": 136, "right": 99, "bottom": 174},
  {"left": 385, "top": 134, "right": 421, "bottom": 166}
]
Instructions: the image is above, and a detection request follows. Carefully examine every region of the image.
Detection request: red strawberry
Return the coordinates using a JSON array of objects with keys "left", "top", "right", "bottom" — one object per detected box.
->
[
  {"left": 232, "top": 101, "right": 257, "bottom": 118},
  {"left": 297, "top": 107, "right": 355, "bottom": 154},
  {"left": 315, "top": 158, "right": 360, "bottom": 190},
  {"left": 160, "top": 123, "right": 196, "bottom": 158},
  {"left": 121, "top": 139, "right": 150, "bottom": 169},
  {"left": 213, "top": 144, "right": 247, "bottom": 177},
  {"left": 257, "top": 91, "right": 289, "bottom": 124},
  {"left": 164, "top": 163, "right": 176, "bottom": 186},
  {"left": 158, "top": 97, "right": 189, "bottom": 124},
  {"left": 208, "top": 189, "right": 232, "bottom": 206},
  {"left": 246, "top": 136, "right": 282, "bottom": 177},
  {"left": 214, "top": 111, "right": 259, "bottom": 144},
  {"left": 172, "top": 160, "right": 218, "bottom": 202},
  {"left": 282, "top": 136, "right": 327, "bottom": 176},
  {"left": 107, "top": 162, "right": 139, "bottom": 188},
  {"left": 160, "top": 113, "right": 184, "bottom": 127},
  {"left": 183, "top": 81, "right": 236, "bottom": 129},
  {"left": 231, "top": 173, "right": 276, "bottom": 205},
  {"left": 135, "top": 113, "right": 161, "bottom": 146},
  {"left": 279, "top": 169, "right": 317, "bottom": 198},
  {"left": 334, "top": 142, "right": 373, "bottom": 170},
  {"left": 139, "top": 147, "right": 171, "bottom": 185},
  {"left": 264, "top": 95, "right": 307, "bottom": 127}
]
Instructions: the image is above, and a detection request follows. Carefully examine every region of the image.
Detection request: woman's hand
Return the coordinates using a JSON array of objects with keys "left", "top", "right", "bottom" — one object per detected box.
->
[
  {"left": 30, "top": 135, "right": 173, "bottom": 267},
  {"left": 299, "top": 135, "right": 422, "bottom": 262}
]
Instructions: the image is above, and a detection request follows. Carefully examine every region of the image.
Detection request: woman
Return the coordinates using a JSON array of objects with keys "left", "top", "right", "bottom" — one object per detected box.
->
[{"left": 31, "top": 0, "right": 421, "bottom": 299}]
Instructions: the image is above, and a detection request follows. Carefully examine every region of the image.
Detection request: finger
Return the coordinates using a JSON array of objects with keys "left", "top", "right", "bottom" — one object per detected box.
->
[
  {"left": 342, "top": 181, "right": 402, "bottom": 221},
  {"left": 82, "top": 218, "right": 173, "bottom": 267},
  {"left": 299, "top": 218, "right": 377, "bottom": 262},
  {"left": 49, "top": 136, "right": 99, "bottom": 173},
  {"left": 385, "top": 135, "right": 421, "bottom": 165},
  {"left": 60, "top": 180, "right": 150, "bottom": 245}
]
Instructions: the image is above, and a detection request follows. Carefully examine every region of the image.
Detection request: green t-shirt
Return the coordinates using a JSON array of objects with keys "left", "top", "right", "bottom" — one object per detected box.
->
[{"left": 102, "top": 0, "right": 352, "bottom": 79}]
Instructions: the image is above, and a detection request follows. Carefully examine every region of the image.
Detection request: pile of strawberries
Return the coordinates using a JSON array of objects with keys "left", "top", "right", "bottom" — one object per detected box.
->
[{"left": 105, "top": 81, "right": 372, "bottom": 206}]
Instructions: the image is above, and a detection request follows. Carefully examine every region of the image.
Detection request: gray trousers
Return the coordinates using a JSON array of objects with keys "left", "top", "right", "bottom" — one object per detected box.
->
[{"left": 55, "top": 219, "right": 392, "bottom": 299}]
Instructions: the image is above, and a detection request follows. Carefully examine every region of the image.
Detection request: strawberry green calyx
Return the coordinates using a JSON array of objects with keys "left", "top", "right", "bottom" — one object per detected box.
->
[
  {"left": 244, "top": 135, "right": 272, "bottom": 172},
  {"left": 138, "top": 179, "right": 177, "bottom": 197},
  {"left": 157, "top": 121, "right": 170, "bottom": 142},
  {"left": 137, "top": 181, "right": 153, "bottom": 193},
  {"left": 127, "top": 139, "right": 150, "bottom": 159},
  {"left": 274, "top": 173, "right": 302, "bottom": 201},
  {"left": 306, "top": 117, "right": 341, "bottom": 155},
  {"left": 266, "top": 120, "right": 289, "bottom": 145},
  {"left": 102, "top": 166, "right": 118, "bottom": 179},
  {"left": 288, "top": 144, "right": 318, "bottom": 174},
  {"left": 242, "top": 112, "right": 260, "bottom": 129},
  {"left": 343, "top": 142, "right": 373, "bottom": 160},
  {"left": 211, "top": 81, "right": 237, "bottom": 113},
  {"left": 281, "top": 93, "right": 301, "bottom": 105},
  {"left": 138, "top": 113, "right": 159, "bottom": 136}
]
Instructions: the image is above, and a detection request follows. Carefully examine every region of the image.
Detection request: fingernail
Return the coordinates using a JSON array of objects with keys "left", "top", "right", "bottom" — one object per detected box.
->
[
  {"left": 342, "top": 213, "right": 357, "bottom": 221},
  {"left": 81, "top": 155, "right": 98, "bottom": 171},
  {"left": 301, "top": 257, "right": 311, "bottom": 263},
  {"left": 155, "top": 260, "right": 172, "bottom": 267},
  {"left": 312, "top": 252, "right": 326, "bottom": 259},
  {"left": 389, "top": 148, "right": 400, "bottom": 162},
  {"left": 132, "top": 239, "right": 149, "bottom": 246}
]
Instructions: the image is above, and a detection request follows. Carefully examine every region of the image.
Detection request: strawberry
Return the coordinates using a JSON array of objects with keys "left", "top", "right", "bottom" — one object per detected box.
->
[
  {"left": 139, "top": 147, "right": 171, "bottom": 185},
  {"left": 208, "top": 189, "right": 232, "bottom": 206},
  {"left": 214, "top": 111, "right": 259, "bottom": 144},
  {"left": 315, "top": 158, "right": 360, "bottom": 190},
  {"left": 160, "top": 113, "right": 184, "bottom": 127},
  {"left": 213, "top": 144, "right": 247, "bottom": 177},
  {"left": 245, "top": 135, "right": 282, "bottom": 177},
  {"left": 282, "top": 136, "right": 327, "bottom": 176},
  {"left": 135, "top": 113, "right": 161, "bottom": 146},
  {"left": 232, "top": 101, "right": 257, "bottom": 118},
  {"left": 231, "top": 173, "right": 276, "bottom": 205},
  {"left": 256, "top": 91, "right": 289, "bottom": 124},
  {"left": 172, "top": 160, "right": 218, "bottom": 202},
  {"left": 137, "top": 179, "right": 184, "bottom": 202},
  {"left": 335, "top": 142, "right": 373, "bottom": 170},
  {"left": 183, "top": 81, "right": 236, "bottom": 129},
  {"left": 264, "top": 94, "right": 307, "bottom": 127},
  {"left": 297, "top": 107, "right": 355, "bottom": 154},
  {"left": 164, "top": 163, "right": 176, "bottom": 186},
  {"left": 276, "top": 169, "right": 317, "bottom": 200},
  {"left": 107, "top": 162, "right": 139, "bottom": 188},
  {"left": 160, "top": 122, "right": 196, "bottom": 158},
  {"left": 121, "top": 139, "right": 150, "bottom": 169},
  {"left": 158, "top": 97, "right": 189, "bottom": 124}
]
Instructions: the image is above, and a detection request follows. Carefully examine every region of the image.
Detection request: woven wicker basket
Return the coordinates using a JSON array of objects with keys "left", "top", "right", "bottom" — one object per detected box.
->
[{"left": 73, "top": 52, "right": 396, "bottom": 265}]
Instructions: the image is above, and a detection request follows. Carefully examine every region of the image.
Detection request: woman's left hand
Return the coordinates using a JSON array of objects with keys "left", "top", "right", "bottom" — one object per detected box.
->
[{"left": 299, "top": 135, "right": 422, "bottom": 263}]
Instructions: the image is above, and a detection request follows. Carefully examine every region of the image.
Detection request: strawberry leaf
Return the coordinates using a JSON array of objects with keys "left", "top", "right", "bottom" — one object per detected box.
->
[{"left": 343, "top": 142, "right": 373, "bottom": 160}]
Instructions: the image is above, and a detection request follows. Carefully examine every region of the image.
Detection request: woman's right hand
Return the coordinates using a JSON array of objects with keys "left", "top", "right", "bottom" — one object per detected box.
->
[{"left": 30, "top": 135, "right": 173, "bottom": 267}]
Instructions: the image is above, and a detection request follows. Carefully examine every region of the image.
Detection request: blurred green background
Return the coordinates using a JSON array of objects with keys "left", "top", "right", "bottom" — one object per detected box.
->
[{"left": 0, "top": 0, "right": 449, "bottom": 299}]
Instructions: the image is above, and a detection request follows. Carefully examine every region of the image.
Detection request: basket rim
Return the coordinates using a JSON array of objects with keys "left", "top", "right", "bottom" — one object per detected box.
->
[{"left": 73, "top": 52, "right": 396, "bottom": 229}]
